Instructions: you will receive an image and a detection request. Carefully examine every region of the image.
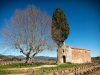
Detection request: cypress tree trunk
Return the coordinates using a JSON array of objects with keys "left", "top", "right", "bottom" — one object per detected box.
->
[{"left": 57, "top": 46, "right": 61, "bottom": 63}]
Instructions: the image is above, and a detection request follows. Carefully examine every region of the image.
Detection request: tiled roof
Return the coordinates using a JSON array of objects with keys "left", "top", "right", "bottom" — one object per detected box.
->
[{"left": 70, "top": 47, "right": 90, "bottom": 51}]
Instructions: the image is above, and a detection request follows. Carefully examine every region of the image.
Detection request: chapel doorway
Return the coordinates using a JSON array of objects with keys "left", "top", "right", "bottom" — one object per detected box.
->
[{"left": 63, "top": 56, "right": 66, "bottom": 63}]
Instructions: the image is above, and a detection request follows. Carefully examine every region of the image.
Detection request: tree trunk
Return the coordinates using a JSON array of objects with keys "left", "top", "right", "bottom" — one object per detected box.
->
[
  {"left": 25, "top": 56, "right": 32, "bottom": 64},
  {"left": 57, "top": 46, "right": 60, "bottom": 63},
  {"left": 57, "top": 49, "right": 59, "bottom": 63}
]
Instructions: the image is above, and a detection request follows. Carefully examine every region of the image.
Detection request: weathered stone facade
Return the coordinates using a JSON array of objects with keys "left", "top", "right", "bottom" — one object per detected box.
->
[{"left": 57, "top": 43, "right": 91, "bottom": 63}]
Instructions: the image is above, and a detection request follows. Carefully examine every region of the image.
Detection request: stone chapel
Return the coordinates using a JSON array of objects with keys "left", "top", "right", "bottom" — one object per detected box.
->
[{"left": 57, "top": 43, "right": 91, "bottom": 63}]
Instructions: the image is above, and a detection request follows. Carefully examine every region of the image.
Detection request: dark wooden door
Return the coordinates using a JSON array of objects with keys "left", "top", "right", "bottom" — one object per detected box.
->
[{"left": 63, "top": 56, "right": 66, "bottom": 63}]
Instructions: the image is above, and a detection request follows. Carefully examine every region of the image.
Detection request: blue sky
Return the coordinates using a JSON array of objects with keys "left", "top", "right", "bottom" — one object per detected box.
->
[{"left": 0, "top": 0, "right": 100, "bottom": 57}]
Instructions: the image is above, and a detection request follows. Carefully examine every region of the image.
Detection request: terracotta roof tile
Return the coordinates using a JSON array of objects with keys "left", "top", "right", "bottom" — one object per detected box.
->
[{"left": 70, "top": 47, "right": 90, "bottom": 51}]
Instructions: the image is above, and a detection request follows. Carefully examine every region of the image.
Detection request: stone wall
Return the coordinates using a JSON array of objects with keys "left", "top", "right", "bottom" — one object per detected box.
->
[
  {"left": 57, "top": 44, "right": 72, "bottom": 63},
  {"left": 57, "top": 43, "right": 91, "bottom": 64},
  {"left": 72, "top": 47, "right": 91, "bottom": 63}
]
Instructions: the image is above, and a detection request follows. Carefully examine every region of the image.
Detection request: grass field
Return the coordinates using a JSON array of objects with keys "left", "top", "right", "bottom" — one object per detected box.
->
[
  {"left": 34, "top": 63, "right": 84, "bottom": 75},
  {"left": 0, "top": 63, "right": 57, "bottom": 75},
  {"left": 0, "top": 63, "right": 44, "bottom": 69},
  {"left": 0, "top": 70, "right": 18, "bottom": 75},
  {"left": 0, "top": 63, "right": 80, "bottom": 75},
  {"left": 40, "top": 63, "right": 82, "bottom": 70},
  {"left": 0, "top": 63, "right": 43, "bottom": 75},
  {"left": 0, "top": 63, "right": 96, "bottom": 75}
]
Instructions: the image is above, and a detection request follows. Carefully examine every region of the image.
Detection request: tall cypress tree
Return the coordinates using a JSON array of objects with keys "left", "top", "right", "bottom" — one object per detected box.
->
[{"left": 51, "top": 8, "right": 70, "bottom": 47}]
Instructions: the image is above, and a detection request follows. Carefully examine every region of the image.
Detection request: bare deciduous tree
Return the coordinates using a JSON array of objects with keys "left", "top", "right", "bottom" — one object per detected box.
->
[{"left": 0, "top": 5, "right": 55, "bottom": 64}]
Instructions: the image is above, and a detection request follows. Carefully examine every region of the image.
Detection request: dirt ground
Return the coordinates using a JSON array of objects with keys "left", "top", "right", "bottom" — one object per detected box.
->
[{"left": 93, "top": 70, "right": 100, "bottom": 75}]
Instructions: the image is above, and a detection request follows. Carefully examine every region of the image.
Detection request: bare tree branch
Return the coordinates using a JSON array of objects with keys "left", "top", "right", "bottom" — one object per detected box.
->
[{"left": 0, "top": 5, "right": 56, "bottom": 64}]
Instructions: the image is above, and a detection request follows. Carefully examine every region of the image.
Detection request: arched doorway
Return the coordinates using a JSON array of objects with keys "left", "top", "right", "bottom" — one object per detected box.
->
[{"left": 62, "top": 56, "right": 66, "bottom": 63}]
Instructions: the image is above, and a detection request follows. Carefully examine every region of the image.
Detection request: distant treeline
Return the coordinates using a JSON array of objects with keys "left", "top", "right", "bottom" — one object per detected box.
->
[
  {"left": 91, "top": 56, "right": 100, "bottom": 62},
  {"left": 1, "top": 57, "right": 21, "bottom": 61},
  {"left": 92, "top": 56, "right": 100, "bottom": 60}
]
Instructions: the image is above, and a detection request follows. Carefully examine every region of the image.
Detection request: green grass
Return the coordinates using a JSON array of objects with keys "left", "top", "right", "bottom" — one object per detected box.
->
[
  {"left": 0, "top": 63, "right": 57, "bottom": 69},
  {"left": 0, "top": 63, "right": 57, "bottom": 75},
  {"left": 0, "top": 63, "right": 85, "bottom": 75},
  {"left": 0, "top": 70, "right": 18, "bottom": 75},
  {"left": 40, "top": 63, "right": 83, "bottom": 71},
  {"left": 57, "top": 63, "right": 81, "bottom": 68},
  {"left": 34, "top": 63, "right": 83, "bottom": 75},
  {"left": 0, "top": 63, "right": 45, "bottom": 69},
  {"left": 0, "top": 63, "right": 46, "bottom": 75}
]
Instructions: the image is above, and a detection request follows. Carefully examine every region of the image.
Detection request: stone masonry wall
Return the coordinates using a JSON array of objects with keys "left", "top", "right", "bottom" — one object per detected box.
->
[
  {"left": 57, "top": 44, "right": 72, "bottom": 63},
  {"left": 57, "top": 43, "right": 91, "bottom": 64},
  {"left": 72, "top": 48, "right": 91, "bottom": 63}
]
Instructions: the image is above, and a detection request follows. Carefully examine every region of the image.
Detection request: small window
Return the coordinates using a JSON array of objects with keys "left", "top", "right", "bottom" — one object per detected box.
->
[{"left": 63, "top": 49, "right": 64, "bottom": 53}]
